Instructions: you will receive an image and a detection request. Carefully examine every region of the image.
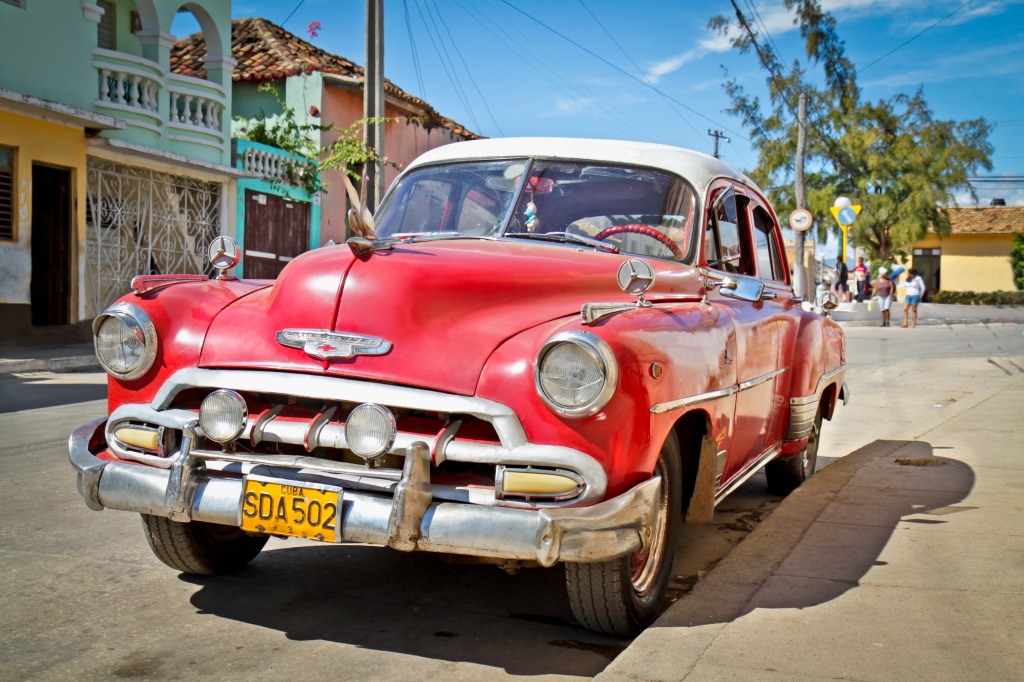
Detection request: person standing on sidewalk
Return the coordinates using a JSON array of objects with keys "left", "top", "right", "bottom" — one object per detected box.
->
[
  {"left": 901, "top": 268, "right": 927, "bottom": 328},
  {"left": 873, "top": 267, "right": 894, "bottom": 327},
  {"left": 834, "top": 257, "right": 850, "bottom": 302},
  {"left": 854, "top": 256, "right": 870, "bottom": 303}
]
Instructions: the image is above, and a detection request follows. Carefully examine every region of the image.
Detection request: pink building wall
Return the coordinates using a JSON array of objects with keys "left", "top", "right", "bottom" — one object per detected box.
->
[{"left": 318, "top": 86, "right": 469, "bottom": 245}]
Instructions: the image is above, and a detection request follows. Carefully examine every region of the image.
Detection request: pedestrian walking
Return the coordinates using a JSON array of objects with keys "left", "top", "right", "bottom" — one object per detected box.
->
[
  {"left": 854, "top": 256, "right": 870, "bottom": 302},
  {"left": 834, "top": 257, "right": 850, "bottom": 302},
  {"left": 873, "top": 267, "right": 894, "bottom": 327},
  {"left": 901, "top": 268, "right": 927, "bottom": 328}
]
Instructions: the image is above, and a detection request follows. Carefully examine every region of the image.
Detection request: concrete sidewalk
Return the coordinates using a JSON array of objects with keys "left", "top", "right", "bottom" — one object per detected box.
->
[
  {"left": 599, "top": 370, "right": 1024, "bottom": 681},
  {"left": 0, "top": 343, "right": 97, "bottom": 374}
]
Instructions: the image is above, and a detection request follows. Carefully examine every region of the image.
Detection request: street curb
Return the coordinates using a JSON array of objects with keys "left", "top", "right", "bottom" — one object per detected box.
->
[
  {"left": 596, "top": 439, "right": 907, "bottom": 682},
  {"left": 0, "top": 355, "right": 99, "bottom": 375}
]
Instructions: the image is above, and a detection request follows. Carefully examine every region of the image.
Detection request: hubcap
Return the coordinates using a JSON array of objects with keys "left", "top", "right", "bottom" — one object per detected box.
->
[{"left": 630, "top": 458, "right": 669, "bottom": 596}]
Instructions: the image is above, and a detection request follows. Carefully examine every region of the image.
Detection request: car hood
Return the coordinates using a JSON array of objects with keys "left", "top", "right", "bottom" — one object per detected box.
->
[{"left": 200, "top": 239, "right": 699, "bottom": 395}]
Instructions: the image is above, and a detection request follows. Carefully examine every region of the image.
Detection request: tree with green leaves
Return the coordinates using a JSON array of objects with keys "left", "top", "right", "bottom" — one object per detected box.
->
[{"left": 710, "top": 0, "right": 993, "bottom": 264}]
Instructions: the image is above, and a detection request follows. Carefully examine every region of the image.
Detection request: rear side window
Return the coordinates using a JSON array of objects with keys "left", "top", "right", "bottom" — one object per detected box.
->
[{"left": 751, "top": 205, "right": 784, "bottom": 281}]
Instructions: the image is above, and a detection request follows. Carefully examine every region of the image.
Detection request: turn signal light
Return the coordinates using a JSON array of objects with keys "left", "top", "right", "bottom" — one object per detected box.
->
[{"left": 496, "top": 467, "right": 584, "bottom": 501}]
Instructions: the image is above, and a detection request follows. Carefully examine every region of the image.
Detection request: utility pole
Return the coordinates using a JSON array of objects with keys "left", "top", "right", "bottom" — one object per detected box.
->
[
  {"left": 793, "top": 92, "right": 808, "bottom": 298},
  {"left": 364, "top": 0, "right": 385, "bottom": 211},
  {"left": 707, "top": 129, "right": 729, "bottom": 159}
]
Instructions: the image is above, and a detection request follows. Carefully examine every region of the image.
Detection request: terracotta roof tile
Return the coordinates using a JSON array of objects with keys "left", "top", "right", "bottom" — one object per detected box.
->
[
  {"left": 171, "top": 17, "right": 478, "bottom": 139},
  {"left": 945, "top": 206, "right": 1024, "bottom": 235}
]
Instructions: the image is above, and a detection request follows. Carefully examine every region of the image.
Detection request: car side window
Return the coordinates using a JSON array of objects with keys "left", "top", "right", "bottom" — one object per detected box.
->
[
  {"left": 705, "top": 190, "right": 753, "bottom": 275},
  {"left": 751, "top": 205, "right": 784, "bottom": 282}
]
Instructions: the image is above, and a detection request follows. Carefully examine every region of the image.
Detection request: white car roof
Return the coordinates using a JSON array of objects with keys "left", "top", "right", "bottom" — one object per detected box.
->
[{"left": 405, "top": 137, "right": 760, "bottom": 198}]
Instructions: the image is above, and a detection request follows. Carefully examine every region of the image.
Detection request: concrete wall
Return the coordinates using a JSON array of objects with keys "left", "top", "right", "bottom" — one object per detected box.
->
[
  {"left": 912, "top": 233, "right": 1018, "bottom": 292},
  {"left": 0, "top": 111, "right": 88, "bottom": 319}
]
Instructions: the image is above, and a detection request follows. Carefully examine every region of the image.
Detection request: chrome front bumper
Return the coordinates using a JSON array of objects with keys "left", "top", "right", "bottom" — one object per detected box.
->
[{"left": 69, "top": 418, "right": 660, "bottom": 567}]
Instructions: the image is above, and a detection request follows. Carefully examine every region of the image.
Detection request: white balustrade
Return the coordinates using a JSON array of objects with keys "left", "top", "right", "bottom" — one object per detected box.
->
[
  {"left": 242, "top": 147, "right": 298, "bottom": 184},
  {"left": 97, "top": 69, "right": 159, "bottom": 113},
  {"left": 167, "top": 90, "right": 223, "bottom": 132}
]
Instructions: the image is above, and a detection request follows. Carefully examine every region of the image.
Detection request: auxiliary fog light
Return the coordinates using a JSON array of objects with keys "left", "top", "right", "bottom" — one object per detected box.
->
[
  {"left": 199, "top": 389, "right": 248, "bottom": 443},
  {"left": 496, "top": 466, "right": 584, "bottom": 501},
  {"left": 345, "top": 403, "right": 397, "bottom": 460}
]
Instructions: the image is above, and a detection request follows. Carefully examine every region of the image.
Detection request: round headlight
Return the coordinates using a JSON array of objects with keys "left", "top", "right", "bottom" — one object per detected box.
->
[
  {"left": 93, "top": 304, "right": 157, "bottom": 380},
  {"left": 535, "top": 331, "right": 618, "bottom": 417},
  {"left": 199, "top": 389, "right": 248, "bottom": 443},
  {"left": 345, "top": 403, "right": 396, "bottom": 460}
]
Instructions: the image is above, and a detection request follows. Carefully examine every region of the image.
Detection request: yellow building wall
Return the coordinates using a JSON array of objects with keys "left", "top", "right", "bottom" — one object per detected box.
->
[
  {"left": 0, "top": 110, "right": 88, "bottom": 320},
  {"left": 909, "top": 233, "right": 1018, "bottom": 292}
]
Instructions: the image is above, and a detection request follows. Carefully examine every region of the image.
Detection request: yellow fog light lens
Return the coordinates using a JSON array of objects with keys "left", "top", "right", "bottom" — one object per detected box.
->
[
  {"left": 114, "top": 426, "right": 161, "bottom": 452},
  {"left": 345, "top": 403, "right": 396, "bottom": 460},
  {"left": 199, "top": 389, "right": 247, "bottom": 443},
  {"left": 497, "top": 467, "right": 584, "bottom": 501}
]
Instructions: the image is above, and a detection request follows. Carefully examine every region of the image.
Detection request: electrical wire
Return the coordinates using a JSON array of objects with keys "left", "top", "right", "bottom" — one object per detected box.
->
[
  {"left": 860, "top": 0, "right": 976, "bottom": 73},
  {"left": 280, "top": 0, "right": 304, "bottom": 28},
  {"left": 451, "top": 0, "right": 661, "bottom": 143},
  {"left": 402, "top": 0, "right": 426, "bottom": 99},
  {"left": 427, "top": 0, "right": 505, "bottom": 136},
  {"left": 413, "top": 0, "right": 484, "bottom": 134},
  {"left": 496, "top": 0, "right": 747, "bottom": 142}
]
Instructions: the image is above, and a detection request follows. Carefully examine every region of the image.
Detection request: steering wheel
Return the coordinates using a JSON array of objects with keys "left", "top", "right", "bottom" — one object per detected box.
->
[{"left": 593, "top": 224, "right": 684, "bottom": 259}]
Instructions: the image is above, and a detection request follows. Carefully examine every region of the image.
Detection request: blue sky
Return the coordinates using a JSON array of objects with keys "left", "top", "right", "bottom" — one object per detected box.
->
[{"left": 176, "top": 1, "right": 1024, "bottom": 206}]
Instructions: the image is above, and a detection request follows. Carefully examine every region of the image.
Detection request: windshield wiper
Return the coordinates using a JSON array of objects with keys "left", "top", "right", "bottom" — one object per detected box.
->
[
  {"left": 391, "top": 232, "right": 493, "bottom": 243},
  {"left": 505, "top": 231, "right": 619, "bottom": 253}
]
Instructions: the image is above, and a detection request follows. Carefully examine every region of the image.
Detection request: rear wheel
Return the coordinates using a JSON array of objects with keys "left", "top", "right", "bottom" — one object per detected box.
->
[
  {"left": 141, "top": 515, "right": 268, "bottom": 575},
  {"left": 766, "top": 406, "right": 822, "bottom": 495},
  {"left": 565, "top": 433, "right": 681, "bottom": 636}
]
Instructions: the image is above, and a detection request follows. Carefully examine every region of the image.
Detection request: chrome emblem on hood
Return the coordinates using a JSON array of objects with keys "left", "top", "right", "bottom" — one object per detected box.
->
[{"left": 276, "top": 329, "right": 392, "bottom": 359}]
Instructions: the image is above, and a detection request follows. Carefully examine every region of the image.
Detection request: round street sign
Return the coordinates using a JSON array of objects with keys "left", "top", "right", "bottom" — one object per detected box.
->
[
  {"left": 837, "top": 206, "right": 857, "bottom": 226},
  {"left": 789, "top": 208, "right": 813, "bottom": 232}
]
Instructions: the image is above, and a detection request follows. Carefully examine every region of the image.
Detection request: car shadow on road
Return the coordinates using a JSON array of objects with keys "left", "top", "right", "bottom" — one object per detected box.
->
[
  {"left": 0, "top": 371, "right": 106, "bottom": 414},
  {"left": 182, "top": 543, "right": 628, "bottom": 676},
  {"left": 652, "top": 439, "right": 976, "bottom": 629}
]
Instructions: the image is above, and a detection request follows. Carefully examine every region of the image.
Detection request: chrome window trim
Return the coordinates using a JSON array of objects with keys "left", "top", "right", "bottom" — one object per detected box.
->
[{"left": 650, "top": 367, "right": 788, "bottom": 415}]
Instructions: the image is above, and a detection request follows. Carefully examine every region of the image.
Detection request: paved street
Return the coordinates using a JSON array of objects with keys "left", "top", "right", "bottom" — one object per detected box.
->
[{"left": 0, "top": 324, "right": 1021, "bottom": 680}]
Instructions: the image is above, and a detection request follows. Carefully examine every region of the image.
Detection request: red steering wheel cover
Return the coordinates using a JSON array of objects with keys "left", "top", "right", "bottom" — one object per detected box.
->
[{"left": 593, "top": 224, "right": 684, "bottom": 259}]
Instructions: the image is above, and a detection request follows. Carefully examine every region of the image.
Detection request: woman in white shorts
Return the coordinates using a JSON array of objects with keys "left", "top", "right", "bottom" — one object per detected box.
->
[
  {"left": 873, "top": 267, "right": 894, "bottom": 327},
  {"left": 901, "top": 268, "right": 927, "bottom": 328}
]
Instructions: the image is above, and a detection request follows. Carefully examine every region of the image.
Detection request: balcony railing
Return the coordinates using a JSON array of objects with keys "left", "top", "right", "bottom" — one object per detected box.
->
[
  {"left": 93, "top": 48, "right": 227, "bottom": 155},
  {"left": 233, "top": 139, "right": 316, "bottom": 196}
]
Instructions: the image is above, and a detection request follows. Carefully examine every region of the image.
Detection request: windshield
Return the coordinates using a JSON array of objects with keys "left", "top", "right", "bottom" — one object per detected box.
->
[{"left": 374, "top": 158, "right": 697, "bottom": 262}]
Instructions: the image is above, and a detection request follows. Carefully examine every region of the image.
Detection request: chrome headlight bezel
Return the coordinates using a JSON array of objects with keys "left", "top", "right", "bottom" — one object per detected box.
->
[
  {"left": 534, "top": 330, "right": 618, "bottom": 418},
  {"left": 92, "top": 303, "right": 158, "bottom": 381}
]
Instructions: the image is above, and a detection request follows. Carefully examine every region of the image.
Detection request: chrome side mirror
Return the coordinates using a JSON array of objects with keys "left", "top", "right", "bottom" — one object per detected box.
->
[{"left": 719, "top": 275, "right": 764, "bottom": 303}]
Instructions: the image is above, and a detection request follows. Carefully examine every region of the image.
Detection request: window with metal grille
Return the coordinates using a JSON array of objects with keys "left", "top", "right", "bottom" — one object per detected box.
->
[
  {"left": 0, "top": 146, "right": 13, "bottom": 241},
  {"left": 97, "top": 0, "right": 116, "bottom": 50}
]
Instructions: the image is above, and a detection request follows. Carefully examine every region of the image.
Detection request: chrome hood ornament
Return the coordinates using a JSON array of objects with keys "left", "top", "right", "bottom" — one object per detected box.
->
[{"left": 276, "top": 329, "right": 392, "bottom": 359}]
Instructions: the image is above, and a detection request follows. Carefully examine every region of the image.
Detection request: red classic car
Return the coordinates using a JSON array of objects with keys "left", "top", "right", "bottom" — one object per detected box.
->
[{"left": 70, "top": 138, "right": 847, "bottom": 636}]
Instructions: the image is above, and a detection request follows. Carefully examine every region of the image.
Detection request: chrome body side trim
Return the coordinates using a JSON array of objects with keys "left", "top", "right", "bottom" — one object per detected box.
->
[
  {"left": 649, "top": 367, "right": 787, "bottom": 415},
  {"left": 715, "top": 443, "right": 782, "bottom": 505},
  {"left": 69, "top": 420, "right": 660, "bottom": 567}
]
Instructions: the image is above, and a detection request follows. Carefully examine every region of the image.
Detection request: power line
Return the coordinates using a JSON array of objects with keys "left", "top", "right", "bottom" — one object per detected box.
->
[
  {"left": 452, "top": 0, "right": 658, "bottom": 143},
  {"left": 280, "top": 0, "right": 304, "bottom": 28},
  {"left": 860, "top": 0, "right": 976, "bottom": 73},
  {"left": 401, "top": 0, "right": 426, "bottom": 99},
  {"left": 496, "top": 0, "right": 747, "bottom": 142},
  {"left": 428, "top": 1, "right": 505, "bottom": 136},
  {"left": 413, "top": 0, "right": 483, "bottom": 134}
]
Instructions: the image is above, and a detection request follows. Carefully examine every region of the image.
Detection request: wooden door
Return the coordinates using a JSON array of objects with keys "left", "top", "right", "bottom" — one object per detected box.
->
[
  {"left": 31, "top": 164, "right": 72, "bottom": 325},
  {"left": 243, "top": 190, "right": 311, "bottom": 279}
]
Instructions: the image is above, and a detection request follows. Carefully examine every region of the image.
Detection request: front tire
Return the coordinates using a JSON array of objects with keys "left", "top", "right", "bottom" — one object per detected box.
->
[
  {"left": 565, "top": 432, "right": 681, "bottom": 636},
  {"left": 141, "top": 515, "right": 268, "bottom": 575},
  {"left": 766, "top": 406, "right": 822, "bottom": 495}
]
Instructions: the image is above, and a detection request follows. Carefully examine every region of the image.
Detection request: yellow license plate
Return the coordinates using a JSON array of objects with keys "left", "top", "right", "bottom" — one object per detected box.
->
[{"left": 240, "top": 476, "right": 343, "bottom": 542}]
